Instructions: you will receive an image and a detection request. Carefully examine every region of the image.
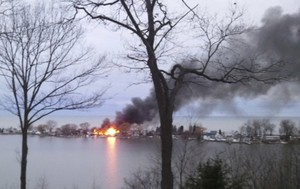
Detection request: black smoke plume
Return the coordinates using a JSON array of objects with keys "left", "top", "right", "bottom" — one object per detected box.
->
[
  {"left": 115, "top": 90, "right": 157, "bottom": 125},
  {"left": 111, "top": 6, "right": 300, "bottom": 126}
]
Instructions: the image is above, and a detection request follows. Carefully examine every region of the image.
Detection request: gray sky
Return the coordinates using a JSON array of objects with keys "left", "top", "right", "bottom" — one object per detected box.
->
[{"left": 84, "top": 0, "right": 300, "bottom": 116}]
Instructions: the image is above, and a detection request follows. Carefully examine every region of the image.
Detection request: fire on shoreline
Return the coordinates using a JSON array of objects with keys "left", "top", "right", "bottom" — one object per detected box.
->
[
  {"left": 105, "top": 127, "right": 119, "bottom": 136},
  {"left": 93, "top": 127, "right": 120, "bottom": 137}
]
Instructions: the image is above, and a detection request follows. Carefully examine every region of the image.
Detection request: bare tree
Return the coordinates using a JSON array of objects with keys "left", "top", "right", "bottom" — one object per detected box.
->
[
  {"left": 261, "top": 119, "right": 276, "bottom": 136},
  {"left": 60, "top": 124, "right": 78, "bottom": 136},
  {"left": 34, "top": 176, "right": 49, "bottom": 189},
  {"left": 279, "top": 119, "right": 296, "bottom": 141},
  {"left": 0, "top": 0, "right": 10, "bottom": 17},
  {"left": 72, "top": 1, "right": 282, "bottom": 188},
  {"left": 173, "top": 140, "right": 204, "bottom": 189},
  {"left": 80, "top": 122, "right": 90, "bottom": 130},
  {"left": 46, "top": 120, "right": 57, "bottom": 133},
  {"left": 123, "top": 167, "right": 161, "bottom": 189},
  {"left": 80, "top": 121, "right": 90, "bottom": 135},
  {"left": 225, "top": 146, "right": 300, "bottom": 189},
  {"left": 0, "top": 1, "right": 107, "bottom": 189},
  {"left": 36, "top": 124, "right": 48, "bottom": 135},
  {"left": 240, "top": 119, "right": 275, "bottom": 140}
]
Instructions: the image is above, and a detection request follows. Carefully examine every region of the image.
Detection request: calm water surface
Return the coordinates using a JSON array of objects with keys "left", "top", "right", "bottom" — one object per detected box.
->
[{"left": 0, "top": 135, "right": 160, "bottom": 189}]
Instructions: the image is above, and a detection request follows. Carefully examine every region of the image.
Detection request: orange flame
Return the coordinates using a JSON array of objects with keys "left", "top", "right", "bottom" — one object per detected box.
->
[
  {"left": 93, "top": 127, "right": 119, "bottom": 137},
  {"left": 105, "top": 127, "right": 119, "bottom": 136}
]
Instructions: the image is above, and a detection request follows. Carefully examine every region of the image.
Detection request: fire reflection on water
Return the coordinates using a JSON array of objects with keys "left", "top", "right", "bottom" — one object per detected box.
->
[{"left": 106, "top": 137, "right": 118, "bottom": 188}]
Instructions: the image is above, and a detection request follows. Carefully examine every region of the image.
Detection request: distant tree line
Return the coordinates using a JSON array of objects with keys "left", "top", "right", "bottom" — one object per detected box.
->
[
  {"left": 28, "top": 120, "right": 91, "bottom": 137},
  {"left": 239, "top": 119, "right": 300, "bottom": 142}
]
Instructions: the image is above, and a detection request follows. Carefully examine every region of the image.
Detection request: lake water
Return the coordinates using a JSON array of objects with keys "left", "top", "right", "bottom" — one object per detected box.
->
[
  {"left": 0, "top": 135, "right": 161, "bottom": 189},
  {"left": 0, "top": 135, "right": 299, "bottom": 189}
]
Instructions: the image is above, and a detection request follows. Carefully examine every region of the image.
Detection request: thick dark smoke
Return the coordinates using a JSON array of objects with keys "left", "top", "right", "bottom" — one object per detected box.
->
[
  {"left": 115, "top": 90, "right": 157, "bottom": 125},
  {"left": 113, "top": 6, "right": 300, "bottom": 126},
  {"left": 254, "top": 6, "right": 300, "bottom": 79}
]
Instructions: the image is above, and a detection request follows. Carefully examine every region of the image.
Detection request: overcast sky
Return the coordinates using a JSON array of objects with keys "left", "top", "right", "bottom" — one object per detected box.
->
[
  {"left": 1, "top": 0, "right": 300, "bottom": 128},
  {"left": 83, "top": 0, "right": 300, "bottom": 117}
]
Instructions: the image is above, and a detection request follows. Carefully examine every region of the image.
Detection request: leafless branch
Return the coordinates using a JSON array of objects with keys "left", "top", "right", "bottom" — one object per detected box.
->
[{"left": 0, "top": 1, "right": 108, "bottom": 129}]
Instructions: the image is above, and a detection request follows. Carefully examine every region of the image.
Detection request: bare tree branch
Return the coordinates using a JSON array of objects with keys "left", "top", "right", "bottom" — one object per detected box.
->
[{"left": 0, "top": 2, "right": 109, "bottom": 188}]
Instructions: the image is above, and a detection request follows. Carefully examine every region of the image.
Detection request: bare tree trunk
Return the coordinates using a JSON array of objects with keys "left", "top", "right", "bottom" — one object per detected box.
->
[
  {"left": 20, "top": 128, "right": 28, "bottom": 189},
  {"left": 149, "top": 55, "right": 174, "bottom": 189},
  {"left": 160, "top": 114, "right": 173, "bottom": 189}
]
